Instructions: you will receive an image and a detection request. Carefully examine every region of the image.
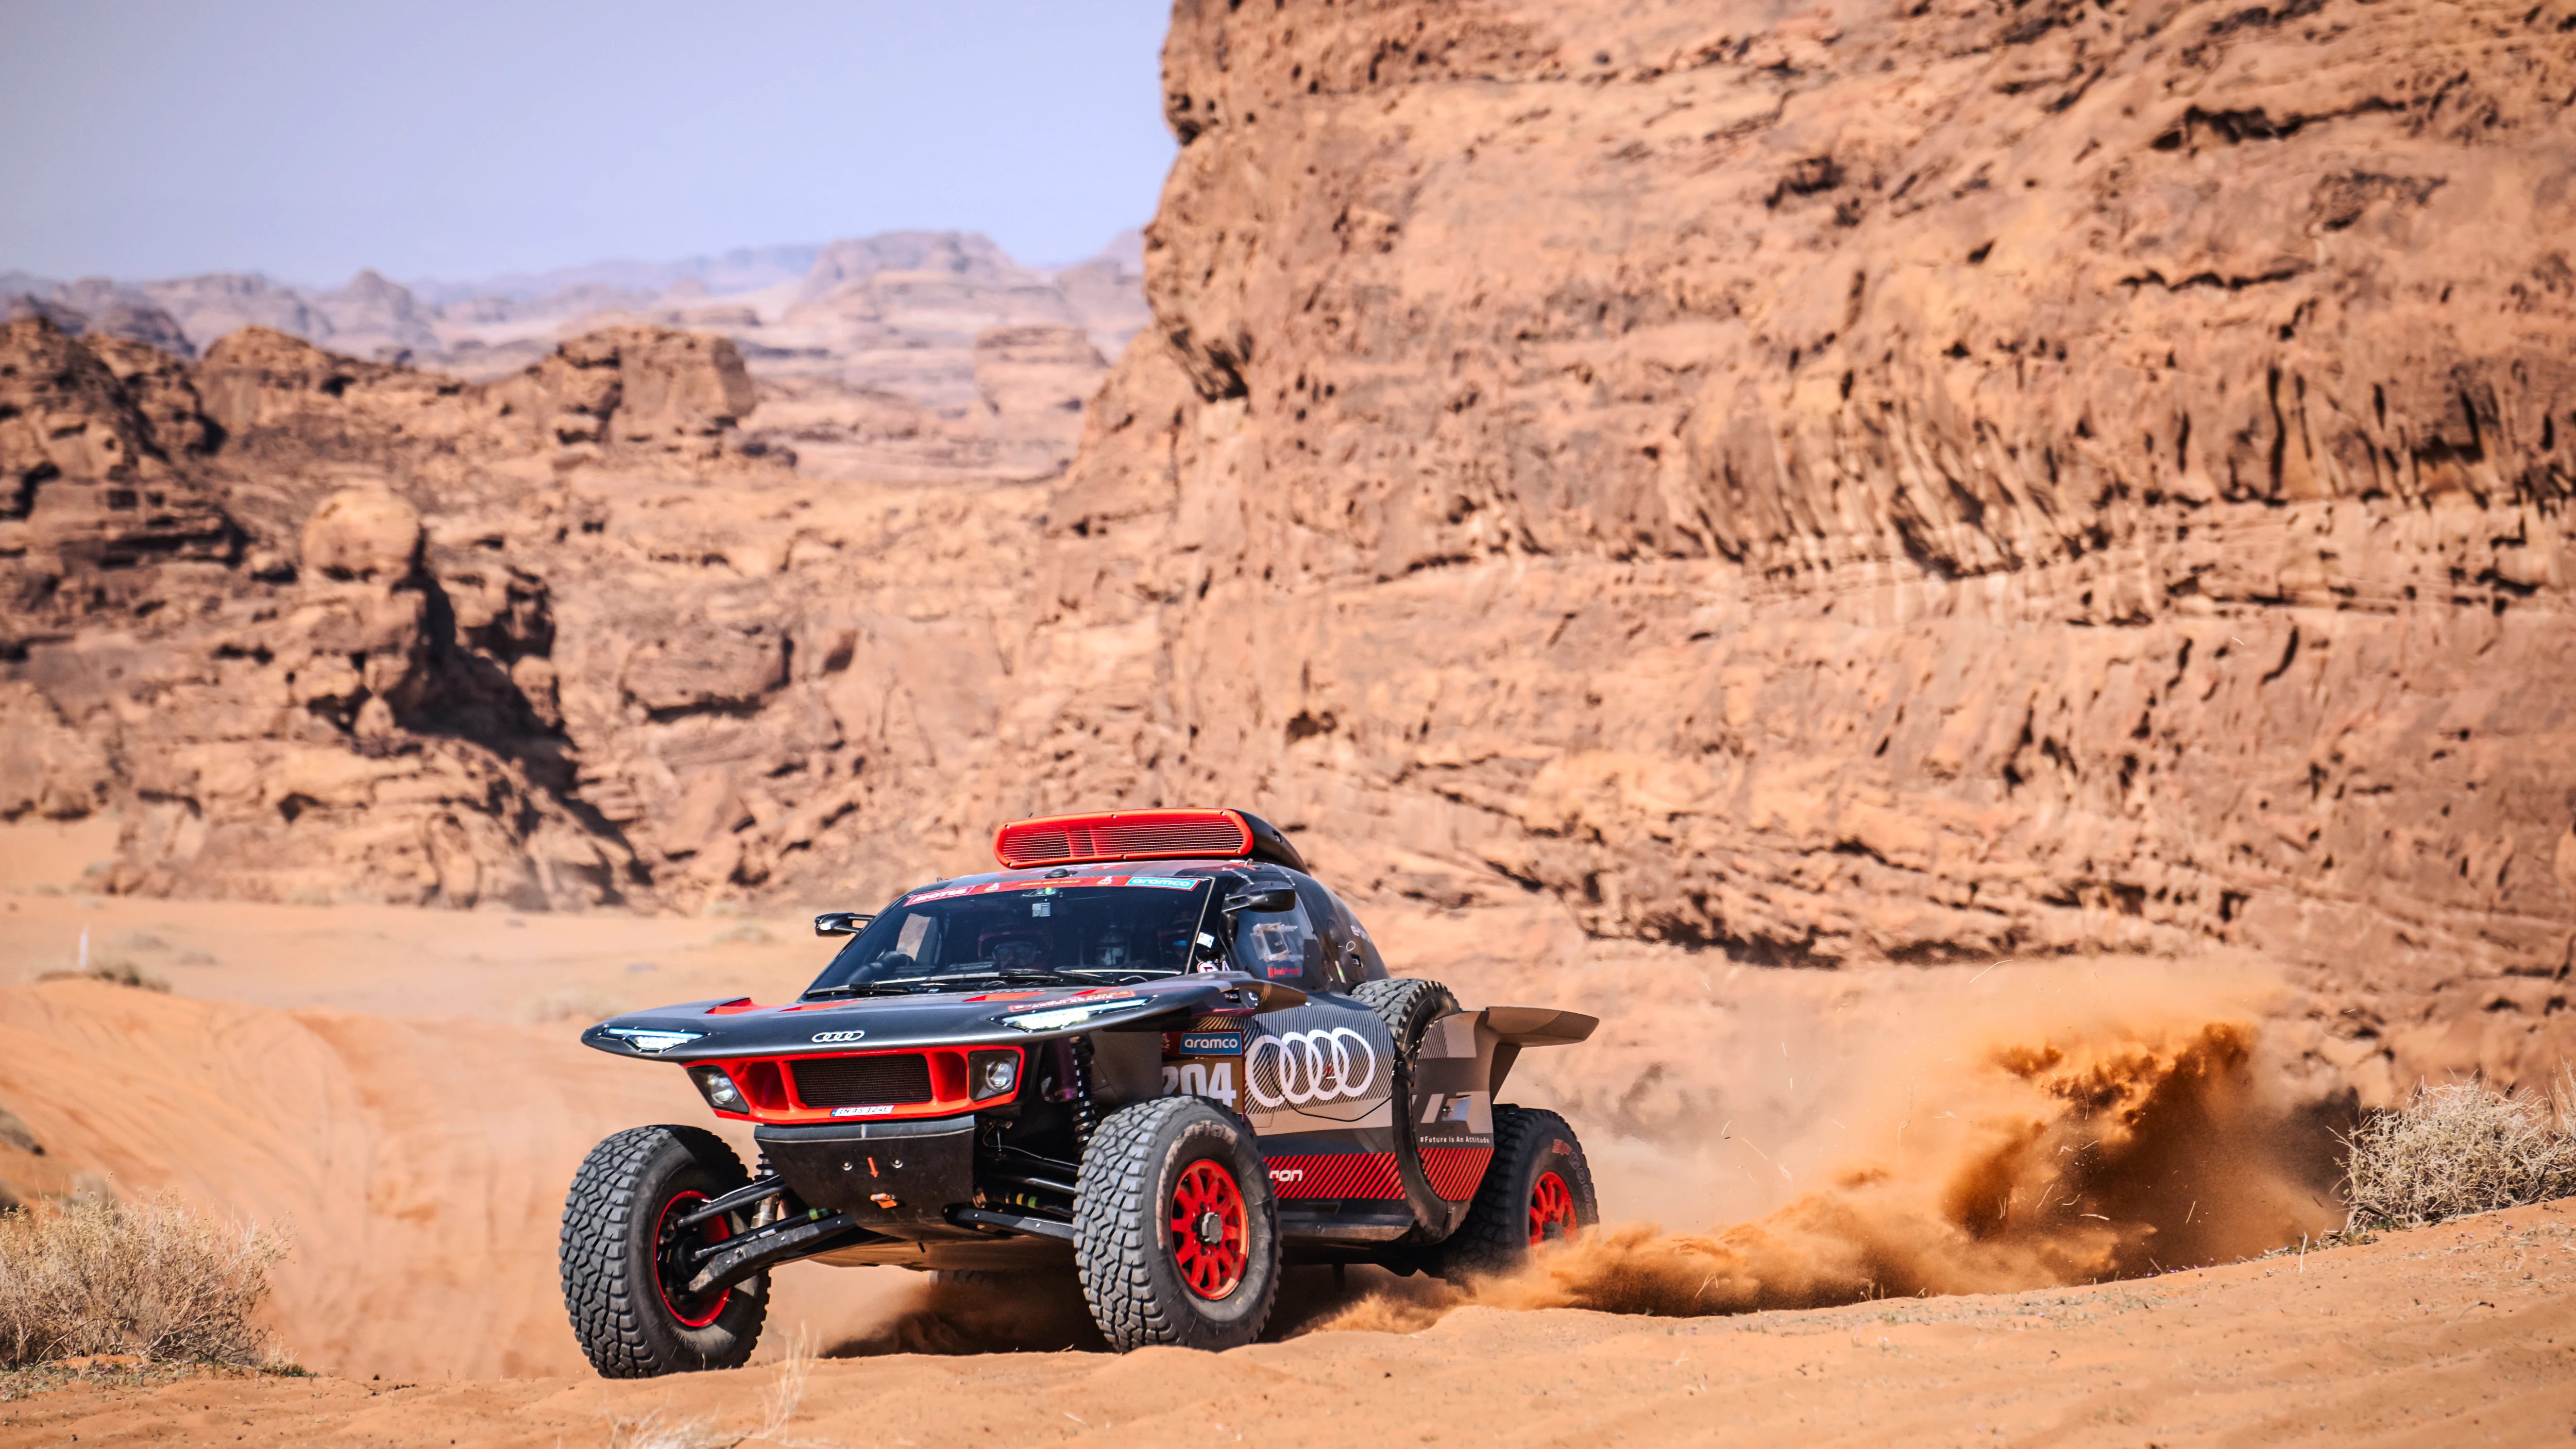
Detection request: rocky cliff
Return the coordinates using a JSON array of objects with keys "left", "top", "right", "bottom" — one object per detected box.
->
[
  {"left": 1021, "top": 0, "right": 2576, "bottom": 1081},
  {"left": 6, "top": 0, "right": 2571, "bottom": 1094},
  {"left": 0, "top": 308, "right": 1070, "bottom": 914}
]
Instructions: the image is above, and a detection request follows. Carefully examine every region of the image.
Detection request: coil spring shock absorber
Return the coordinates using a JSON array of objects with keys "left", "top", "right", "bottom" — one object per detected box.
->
[{"left": 1048, "top": 1035, "right": 1098, "bottom": 1147}]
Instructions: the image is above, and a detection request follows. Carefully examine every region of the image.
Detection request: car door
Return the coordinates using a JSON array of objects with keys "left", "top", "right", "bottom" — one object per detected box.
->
[{"left": 1160, "top": 871, "right": 1404, "bottom": 1202}]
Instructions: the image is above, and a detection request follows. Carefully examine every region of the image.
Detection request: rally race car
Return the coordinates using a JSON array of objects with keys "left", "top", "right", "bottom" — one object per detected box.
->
[{"left": 558, "top": 808, "right": 1600, "bottom": 1374}]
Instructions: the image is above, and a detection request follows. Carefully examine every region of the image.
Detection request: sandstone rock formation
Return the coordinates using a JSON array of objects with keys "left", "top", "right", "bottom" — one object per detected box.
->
[
  {"left": 1018, "top": 0, "right": 2576, "bottom": 1086},
  {"left": 0, "top": 302, "right": 1080, "bottom": 915},
  {"left": 6, "top": 0, "right": 2571, "bottom": 1102},
  {"left": 0, "top": 317, "right": 787, "bottom": 908}
]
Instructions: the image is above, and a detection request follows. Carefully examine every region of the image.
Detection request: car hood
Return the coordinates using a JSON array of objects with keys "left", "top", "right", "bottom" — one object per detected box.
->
[{"left": 578, "top": 973, "right": 1305, "bottom": 1063}]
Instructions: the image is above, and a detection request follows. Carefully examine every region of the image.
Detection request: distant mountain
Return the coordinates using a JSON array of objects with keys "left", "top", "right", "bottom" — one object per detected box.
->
[
  {"left": 403, "top": 244, "right": 824, "bottom": 306},
  {"left": 4, "top": 231, "right": 1145, "bottom": 378},
  {"left": 4, "top": 276, "right": 198, "bottom": 357}
]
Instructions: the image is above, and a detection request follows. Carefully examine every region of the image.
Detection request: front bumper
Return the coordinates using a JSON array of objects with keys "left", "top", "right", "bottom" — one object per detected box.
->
[{"left": 756, "top": 1115, "right": 976, "bottom": 1230}]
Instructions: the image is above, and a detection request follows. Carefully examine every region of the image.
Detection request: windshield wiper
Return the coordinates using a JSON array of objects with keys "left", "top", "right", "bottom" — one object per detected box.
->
[
  {"left": 922, "top": 970, "right": 1063, "bottom": 985},
  {"left": 801, "top": 982, "right": 935, "bottom": 999},
  {"left": 1058, "top": 967, "right": 1182, "bottom": 980}
]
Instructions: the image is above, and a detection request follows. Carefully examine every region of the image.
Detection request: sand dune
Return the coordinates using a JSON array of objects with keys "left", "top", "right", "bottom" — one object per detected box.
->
[
  {"left": 2, "top": 882, "right": 2368, "bottom": 1379},
  {"left": 0, "top": 875, "right": 2537, "bottom": 1449},
  {"left": 0, "top": 976, "right": 903, "bottom": 1379},
  {"left": 3, "top": 1205, "right": 2569, "bottom": 1446}
]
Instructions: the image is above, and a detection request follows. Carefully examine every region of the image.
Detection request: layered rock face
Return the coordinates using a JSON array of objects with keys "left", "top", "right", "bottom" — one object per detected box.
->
[
  {"left": 0, "top": 312, "right": 1062, "bottom": 913},
  {"left": 1023, "top": 0, "right": 2576, "bottom": 1079},
  {"left": 3, "top": 319, "right": 780, "bottom": 908},
  {"left": 8, "top": 0, "right": 2571, "bottom": 1095}
]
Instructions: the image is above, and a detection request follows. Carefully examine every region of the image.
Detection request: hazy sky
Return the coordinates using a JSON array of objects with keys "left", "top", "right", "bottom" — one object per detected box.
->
[{"left": 0, "top": 1, "right": 1177, "bottom": 286}]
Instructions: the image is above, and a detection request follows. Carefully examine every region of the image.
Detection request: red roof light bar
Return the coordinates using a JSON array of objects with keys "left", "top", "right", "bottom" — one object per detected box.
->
[{"left": 994, "top": 808, "right": 1255, "bottom": 869}]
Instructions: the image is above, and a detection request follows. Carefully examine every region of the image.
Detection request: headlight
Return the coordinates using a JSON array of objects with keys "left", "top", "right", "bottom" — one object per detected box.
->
[
  {"left": 688, "top": 1065, "right": 745, "bottom": 1112},
  {"left": 607, "top": 1027, "right": 704, "bottom": 1053},
  {"left": 968, "top": 1049, "right": 1021, "bottom": 1101},
  {"left": 999, "top": 996, "right": 1146, "bottom": 1033}
]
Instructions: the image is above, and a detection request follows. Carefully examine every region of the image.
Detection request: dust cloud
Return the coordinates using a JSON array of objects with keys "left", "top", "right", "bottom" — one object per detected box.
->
[
  {"left": 1321, "top": 953, "right": 2350, "bottom": 1332},
  {"left": 823, "top": 950, "right": 2355, "bottom": 1349}
]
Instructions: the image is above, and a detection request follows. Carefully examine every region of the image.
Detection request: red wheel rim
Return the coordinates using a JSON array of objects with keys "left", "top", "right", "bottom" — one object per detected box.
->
[
  {"left": 1168, "top": 1159, "right": 1250, "bottom": 1300},
  {"left": 654, "top": 1190, "right": 734, "bottom": 1329},
  {"left": 1528, "top": 1170, "right": 1578, "bottom": 1247}
]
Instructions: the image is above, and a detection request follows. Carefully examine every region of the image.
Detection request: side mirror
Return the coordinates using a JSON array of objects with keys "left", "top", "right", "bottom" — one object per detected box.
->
[
  {"left": 1222, "top": 888, "right": 1297, "bottom": 915},
  {"left": 814, "top": 912, "right": 874, "bottom": 937}
]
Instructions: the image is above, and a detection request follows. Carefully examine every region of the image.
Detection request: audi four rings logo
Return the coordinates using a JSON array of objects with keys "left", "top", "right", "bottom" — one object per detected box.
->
[
  {"left": 1245, "top": 1028, "right": 1378, "bottom": 1107},
  {"left": 809, "top": 1030, "right": 867, "bottom": 1044}
]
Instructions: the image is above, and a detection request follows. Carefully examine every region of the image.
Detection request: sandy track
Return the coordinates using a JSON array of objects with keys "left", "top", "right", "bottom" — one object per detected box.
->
[
  {"left": 3, "top": 1205, "right": 2569, "bottom": 1447},
  {"left": 0, "top": 981, "right": 902, "bottom": 1378},
  {"left": 1, "top": 884, "right": 2361, "bottom": 1381},
  {"left": 5, "top": 871, "right": 2560, "bottom": 1443}
]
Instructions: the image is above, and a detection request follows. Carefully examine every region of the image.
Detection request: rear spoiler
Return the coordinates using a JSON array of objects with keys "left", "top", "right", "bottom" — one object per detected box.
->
[{"left": 1421, "top": 1006, "right": 1598, "bottom": 1098}]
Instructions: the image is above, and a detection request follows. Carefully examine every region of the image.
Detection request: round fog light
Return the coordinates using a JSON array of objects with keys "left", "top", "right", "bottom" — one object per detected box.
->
[
  {"left": 688, "top": 1065, "right": 744, "bottom": 1111},
  {"left": 969, "top": 1050, "right": 1021, "bottom": 1101}
]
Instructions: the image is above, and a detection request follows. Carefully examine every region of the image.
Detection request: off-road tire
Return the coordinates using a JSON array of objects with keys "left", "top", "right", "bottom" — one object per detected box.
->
[
  {"left": 560, "top": 1124, "right": 769, "bottom": 1377},
  {"left": 1073, "top": 1096, "right": 1279, "bottom": 1351},
  {"left": 1352, "top": 976, "right": 1463, "bottom": 1237},
  {"left": 1434, "top": 1105, "right": 1600, "bottom": 1279}
]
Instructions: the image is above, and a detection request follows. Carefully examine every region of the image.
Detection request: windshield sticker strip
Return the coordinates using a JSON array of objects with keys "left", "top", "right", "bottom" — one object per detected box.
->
[
  {"left": 1023, "top": 993, "right": 1147, "bottom": 1013},
  {"left": 902, "top": 874, "right": 1211, "bottom": 906}
]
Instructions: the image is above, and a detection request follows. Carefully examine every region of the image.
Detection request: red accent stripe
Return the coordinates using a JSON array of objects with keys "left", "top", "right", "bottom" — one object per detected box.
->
[
  {"left": 1261, "top": 1152, "right": 1402, "bottom": 1200},
  {"left": 706, "top": 1046, "right": 1018, "bottom": 1126},
  {"left": 1420, "top": 1146, "right": 1495, "bottom": 1201},
  {"left": 994, "top": 809, "right": 1254, "bottom": 868}
]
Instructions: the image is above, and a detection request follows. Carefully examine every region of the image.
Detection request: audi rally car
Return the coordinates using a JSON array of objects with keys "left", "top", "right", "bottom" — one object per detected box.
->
[{"left": 559, "top": 808, "right": 1599, "bottom": 1373}]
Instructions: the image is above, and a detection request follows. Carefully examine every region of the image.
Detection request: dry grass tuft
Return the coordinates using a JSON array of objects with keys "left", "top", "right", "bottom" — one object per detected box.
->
[
  {"left": 604, "top": 1410, "right": 728, "bottom": 1449},
  {"left": 37, "top": 960, "right": 171, "bottom": 993},
  {"left": 83, "top": 959, "right": 172, "bottom": 993},
  {"left": 0, "top": 1195, "right": 291, "bottom": 1367},
  {"left": 753, "top": 1327, "right": 814, "bottom": 1441},
  {"left": 595, "top": 1333, "right": 816, "bottom": 1449},
  {"left": 2343, "top": 1070, "right": 2576, "bottom": 1230}
]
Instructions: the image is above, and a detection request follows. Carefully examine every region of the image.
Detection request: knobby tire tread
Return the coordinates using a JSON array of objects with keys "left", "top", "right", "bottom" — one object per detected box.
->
[
  {"left": 1440, "top": 1105, "right": 1599, "bottom": 1278},
  {"left": 1352, "top": 976, "right": 1462, "bottom": 1240},
  {"left": 1073, "top": 1096, "right": 1276, "bottom": 1351},
  {"left": 559, "top": 1123, "right": 764, "bottom": 1378},
  {"left": 1350, "top": 977, "right": 1453, "bottom": 1046}
]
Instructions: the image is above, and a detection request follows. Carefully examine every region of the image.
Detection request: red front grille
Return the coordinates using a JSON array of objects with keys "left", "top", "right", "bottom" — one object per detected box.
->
[
  {"left": 697, "top": 1047, "right": 1002, "bottom": 1126},
  {"left": 994, "top": 809, "right": 1253, "bottom": 867},
  {"left": 789, "top": 1053, "right": 933, "bottom": 1107}
]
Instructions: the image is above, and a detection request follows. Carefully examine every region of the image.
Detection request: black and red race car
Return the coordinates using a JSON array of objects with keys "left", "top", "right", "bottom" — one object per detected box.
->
[{"left": 558, "top": 808, "right": 1599, "bottom": 1374}]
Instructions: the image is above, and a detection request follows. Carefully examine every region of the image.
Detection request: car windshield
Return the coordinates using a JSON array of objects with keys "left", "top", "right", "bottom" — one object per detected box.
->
[{"left": 804, "top": 875, "right": 1217, "bottom": 996}]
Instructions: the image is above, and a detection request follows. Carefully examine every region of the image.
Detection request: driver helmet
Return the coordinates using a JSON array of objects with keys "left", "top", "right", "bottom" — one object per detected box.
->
[{"left": 991, "top": 936, "right": 1048, "bottom": 973}]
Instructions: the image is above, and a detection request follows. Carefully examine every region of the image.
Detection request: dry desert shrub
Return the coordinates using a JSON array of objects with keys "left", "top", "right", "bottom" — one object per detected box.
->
[
  {"left": 35, "top": 959, "right": 171, "bottom": 993},
  {"left": 603, "top": 1410, "right": 728, "bottom": 1449},
  {"left": 0, "top": 1195, "right": 291, "bottom": 1367},
  {"left": 82, "top": 959, "right": 172, "bottom": 993},
  {"left": 598, "top": 1332, "right": 814, "bottom": 1449},
  {"left": 2343, "top": 1070, "right": 2576, "bottom": 1230},
  {"left": 753, "top": 1326, "right": 814, "bottom": 1440}
]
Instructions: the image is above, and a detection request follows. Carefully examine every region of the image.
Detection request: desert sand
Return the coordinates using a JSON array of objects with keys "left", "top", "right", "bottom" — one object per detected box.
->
[
  {"left": 0, "top": 817, "right": 2457, "bottom": 1424},
  {"left": 0, "top": 1206, "right": 2568, "bottom": 1446},
  {"left": 0, "top": 716, "right": 2558, "bottom": 1442},
  {"left": 7, "top": 0, "right": 2574, "bottom": 1436},
  {"left": 7, "top": 0, "right": 2571, "bottom": 1080}
]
